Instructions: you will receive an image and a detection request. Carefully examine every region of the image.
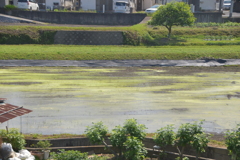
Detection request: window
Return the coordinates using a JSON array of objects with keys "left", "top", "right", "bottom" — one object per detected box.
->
[
  {"left": 116, "top": 2, "right": 127, "bottom": 6},
  {"left": 18, "top": 0, "right": 28, "bottom": 2}
]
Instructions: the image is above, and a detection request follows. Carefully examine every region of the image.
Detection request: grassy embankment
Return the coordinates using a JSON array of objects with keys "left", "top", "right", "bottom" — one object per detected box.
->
[
  {"left": 0, "top": 22, "right": 240, "bottom": 60},
  {"left": 1, "top": 45, "right": 240, "bottom": 60}
]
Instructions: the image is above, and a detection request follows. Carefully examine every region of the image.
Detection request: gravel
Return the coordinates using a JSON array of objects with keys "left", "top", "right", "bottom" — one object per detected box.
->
[{"left": 0, "top": 15, "right": 21, "bottom": 23}]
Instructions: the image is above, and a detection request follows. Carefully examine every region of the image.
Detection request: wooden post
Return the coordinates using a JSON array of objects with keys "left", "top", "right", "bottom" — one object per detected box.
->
[{"left": 5, "top": 126, "right": 8, "bottom": 134}]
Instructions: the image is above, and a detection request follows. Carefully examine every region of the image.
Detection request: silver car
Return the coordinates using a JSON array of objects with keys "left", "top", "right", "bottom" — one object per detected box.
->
[{"left": 145, "top": 5, "right": 161, "bottom": 14}]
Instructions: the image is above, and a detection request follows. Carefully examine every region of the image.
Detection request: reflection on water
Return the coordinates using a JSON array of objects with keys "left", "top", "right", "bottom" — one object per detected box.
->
[{"left": 0, "top": 67, "right": 240, "bottom": 134}]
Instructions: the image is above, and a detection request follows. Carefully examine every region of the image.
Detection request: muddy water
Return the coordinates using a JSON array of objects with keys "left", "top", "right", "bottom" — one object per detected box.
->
[{"left": 0, "top": 67, "right": 239, "bottom": 134}]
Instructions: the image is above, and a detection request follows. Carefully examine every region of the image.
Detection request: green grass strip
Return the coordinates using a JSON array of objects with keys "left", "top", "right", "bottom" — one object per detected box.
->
[{"left": 0, "top": 45, "right": 240, "bottom": 60}]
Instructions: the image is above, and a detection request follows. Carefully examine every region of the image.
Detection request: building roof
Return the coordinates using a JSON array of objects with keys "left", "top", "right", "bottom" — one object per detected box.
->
[{"left": 0, "top": 98, "right": 32, "bottom": 123}]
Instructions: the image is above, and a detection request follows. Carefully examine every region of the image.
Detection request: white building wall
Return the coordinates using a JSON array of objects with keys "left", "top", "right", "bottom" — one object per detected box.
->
[
  {"left": 200, "top": 0, "right": 216, "bottom": 10},
  {"left": 46, "top": 0, "right": 63, "bottom": 9},
  {"left": 81, "top": 0, "right": 96, "bottom": 10},
  {"left": 64, "top": 0, "right": 73, "bottom": 7},
  {"left": 143, "top": 0, "right": 155, "bottom": 10},
  {"left": 13, "top": 0, "right": 18, "bottom": 6}
]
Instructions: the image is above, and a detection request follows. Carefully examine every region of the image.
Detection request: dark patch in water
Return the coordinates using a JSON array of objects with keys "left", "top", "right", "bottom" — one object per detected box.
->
[
  {"left": 121, "top": 109, "right": 167, "bottom": 115},
  {"left": 171, "top": 108, "right": 189, "bottom": 112},
  {"left": 152, "top": 91, "right": 169, "bottom": 94},
  {"left": 227, "top": 92, "right": 240, "bottom": 100}
]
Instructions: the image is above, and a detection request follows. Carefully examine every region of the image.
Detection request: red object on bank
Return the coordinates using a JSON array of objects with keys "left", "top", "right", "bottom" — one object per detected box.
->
[{"left": 0, "top": 98, "right": 32, "bottom": 123}]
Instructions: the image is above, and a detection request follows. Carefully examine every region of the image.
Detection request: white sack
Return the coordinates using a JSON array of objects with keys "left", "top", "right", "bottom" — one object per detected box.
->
[
  {"left": 9, "top": 157, "right": 21, "bottom": 160},
  {"left": 18, "top": 149, "right": 34, "bottom": 160}
]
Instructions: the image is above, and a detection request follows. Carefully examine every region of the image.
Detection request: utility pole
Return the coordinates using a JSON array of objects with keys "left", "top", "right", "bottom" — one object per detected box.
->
[
  {"left": 229, "top": 0, "right": 234, "bottom": 18},
  {"left": 219, "top": 0, "right": 223, "bottom": 12}
]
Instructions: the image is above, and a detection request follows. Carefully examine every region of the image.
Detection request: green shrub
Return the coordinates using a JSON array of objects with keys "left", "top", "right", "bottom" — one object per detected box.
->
[
  {"left": 123, "top": 31, "right": 141, "bottom": 46},
  {"left": 124, "top": 136, "right": 147, "bottom": 160},
  {"left": 225, "top": 124, "right": 240, "bottom": 160},
  {"left": 50, "top": 149, "right": 88, "bottom": 160},
  {"left": 35, "top": 140, "right": 52, "bottom": 151},
  {"left": 86, "top": 119, "right": 147, "bottom": 159},
  {"left": 0, "top": 128, "right": 26, "bottom": 151},
  {"left": 4, "top": 5, "right": 17, "bottom": 10},
  {"left": 0, "top": 30, "right": 57, "bottom": 44},
  {"left": 0, "top": 33, "right": 38, "bottom": 44},
  {"left": 38, "top": 30, "right": 57, "bottom": 44},
  {"left": 32, "top": 133, "right": 42, "bottom": 139},
  {"left": 154, "top": 125, "right": 176, "bottom": 159},
  {"left": 195, "top": 22, "right": 240, "bottom": 28},
  {"left": 175, "top": 121, "right": 210, "bottom": 160}
]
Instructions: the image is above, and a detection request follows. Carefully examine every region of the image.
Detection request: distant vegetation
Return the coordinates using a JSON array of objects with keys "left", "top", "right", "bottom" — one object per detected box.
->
[
  {"left": 0, "top": 22, "right": 240, "bottom": 46},
  {"left": 0, "top": 21, "right": 240, "bottom": 60}
]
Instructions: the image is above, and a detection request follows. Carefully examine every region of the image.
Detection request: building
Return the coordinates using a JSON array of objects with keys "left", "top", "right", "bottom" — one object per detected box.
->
[
  {"left": 0, "top": 0, "right": 10, "bottom": 8},
  {"left": 164, "top": 0, "right": 221, "bottom": 12}
]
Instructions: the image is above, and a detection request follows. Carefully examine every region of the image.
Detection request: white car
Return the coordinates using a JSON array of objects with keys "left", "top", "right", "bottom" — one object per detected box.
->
[
  {"left": 223, "top": 0, "right": 231, "bottom": 10},
  {"left": 145, "top": 5, "right": 161, "bottom": 14},
  {"left": 17, "top": 0, "right": 39, "bottom": 11},
  {"left": 114, "top": 1, "right": 131, "bottom": 13}
]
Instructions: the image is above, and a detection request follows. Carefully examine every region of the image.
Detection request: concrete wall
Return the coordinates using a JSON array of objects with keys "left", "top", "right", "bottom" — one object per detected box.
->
[
  {"left": 143, "top": 0, "right": 155, "bottom": 10},
  {"left": 199, "top": 0, "right": 217, "bottom": 11},
  {"left": 10, "top": 10, "right": 146, "bottom": 25},
  {"left": 223, "top": 17, "right": 240, "bottom": 23},
  {"left": 194, "top": 12, "right": 223, "bottom": 23},
  {"left": 143, "top": 138, "right": 231, "bottom": 160},
  {"left": 54, "top": 31, "right": 123, "bottom": 45},
  {"left": 81, "top": 0, "right": 96, "bottom": 10},
  {"left": 25, "top": 138, "right": 92, "bottom": 147},
  {"left": 26, "top": 137, "right": 231, "bottom": 160},
  {"left": 8, "top": 10, "right": 223, "bottom": 24}
]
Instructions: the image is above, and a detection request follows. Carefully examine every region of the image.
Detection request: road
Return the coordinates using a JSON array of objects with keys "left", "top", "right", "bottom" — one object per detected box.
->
[
  {"left": 0, "top": 59, "right": 240, "bottom": 67},
  {"left": 223, "top": 10, "right": 240, "bottom": 18}
]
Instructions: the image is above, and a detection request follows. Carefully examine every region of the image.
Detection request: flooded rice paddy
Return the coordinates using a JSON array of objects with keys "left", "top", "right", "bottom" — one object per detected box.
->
[{"left": 0, "top": 66, "right": 240, "bottom": 134}]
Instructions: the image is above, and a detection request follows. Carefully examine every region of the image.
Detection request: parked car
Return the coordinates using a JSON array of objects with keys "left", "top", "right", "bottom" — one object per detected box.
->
[
  {"left": 114, "top": 1, "right": 131, "bottom": 13},
  {"left": 145, "top": 5, "right": 161, "bottom": 14},
  {"left": 223, "top": 0, "right": 231, "bottom": 10},
  {"left": 17, "top": 0, "right": 39, "bottom": 11}
]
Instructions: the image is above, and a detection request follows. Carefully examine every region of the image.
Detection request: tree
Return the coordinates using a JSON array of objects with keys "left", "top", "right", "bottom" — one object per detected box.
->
[
  {"left": 154, "top": 125, "right": 176, "bottom": 160},
  {"left": 85, "top": 119, "right": 147, "bottom": 160},
  {"left": 110, "top": 118, "right": 147, "bottom": 159},
  {"left": 225, "top": 124, "right": 240, "bottom": 160},
  {"left": 175, "top": 120, "right": 209, "bottom": 160},
  {"left": 191, "top": 133, "right": 210, "bottom": 160},
  {"left": 148, "top": 2, "right": 196, "bottom": 38},
  {"left": 124, "top": 136, "right": 147, "bottom": 160},
  {"left": 85, "top": 121, "right": 117, "bottom": 157}
]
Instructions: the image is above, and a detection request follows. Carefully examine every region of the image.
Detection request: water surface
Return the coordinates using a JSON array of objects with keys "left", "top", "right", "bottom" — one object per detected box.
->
[{"left": 0, "top": 67, "right": 239, "bottom": 134}]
